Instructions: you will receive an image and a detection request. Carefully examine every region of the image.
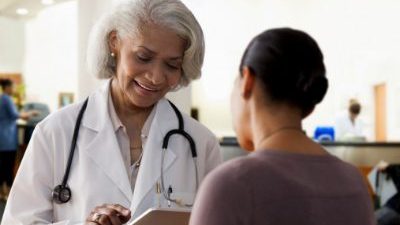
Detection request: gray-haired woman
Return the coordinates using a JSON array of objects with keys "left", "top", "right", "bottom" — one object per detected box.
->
[{"left": 1, "top": 1, "right": 221, "bottom": 224}]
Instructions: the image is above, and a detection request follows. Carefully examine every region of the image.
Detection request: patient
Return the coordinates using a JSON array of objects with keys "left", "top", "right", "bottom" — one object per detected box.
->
[{"left": 190, "top": 28, "right": 375, "bottom": 225}]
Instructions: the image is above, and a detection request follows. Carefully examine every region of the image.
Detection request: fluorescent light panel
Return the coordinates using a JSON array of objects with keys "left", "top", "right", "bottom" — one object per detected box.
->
[
  {"left": 42, "top": 0, "right": 55, "bottom": 5},
  {"left": 16, "top": 8, "right": 29, "bottom": 15}
]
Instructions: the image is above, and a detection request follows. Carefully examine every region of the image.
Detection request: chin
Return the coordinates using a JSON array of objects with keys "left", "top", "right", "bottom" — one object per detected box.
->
[
  {"left": 242, "top": 144, "right": 255, "bottom": 152},
  {"left": 234, "top": 124, "right": 254, "bottom": 152},
  {"left": 237, "top": 136, "right": 255, "bottom": 152},
  {"left": 129, "top": 95, "right": 160, "bottom": 109}
]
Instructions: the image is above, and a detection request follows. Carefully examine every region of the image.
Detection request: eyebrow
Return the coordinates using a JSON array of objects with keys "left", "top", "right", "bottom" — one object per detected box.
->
[{"left": 138, "top": 45, "right": 183, "bottom": 61}]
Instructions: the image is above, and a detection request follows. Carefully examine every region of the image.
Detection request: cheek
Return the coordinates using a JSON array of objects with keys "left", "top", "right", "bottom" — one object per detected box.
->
[
  {"left": 115, "top": 58, "right": 131, "bottom": 81},
  {"left": 167, "top": 73, "right": 182, "bottom": 88},
  {"left": 230, "top": 86, "right": 254, "bottom": 151}
]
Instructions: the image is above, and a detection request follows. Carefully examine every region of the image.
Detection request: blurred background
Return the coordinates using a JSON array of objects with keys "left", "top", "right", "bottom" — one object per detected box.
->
[
  {"left": 1, "top": 0, "right": 400, "bottom": 140},
  {"left": 1, "top": 0, "right": 400, "bottom": 223}
]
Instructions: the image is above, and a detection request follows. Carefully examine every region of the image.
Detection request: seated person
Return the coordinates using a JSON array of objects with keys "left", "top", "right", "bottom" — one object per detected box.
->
[{"left": 190, "top": 28, "right": 375, "bottom": 225}]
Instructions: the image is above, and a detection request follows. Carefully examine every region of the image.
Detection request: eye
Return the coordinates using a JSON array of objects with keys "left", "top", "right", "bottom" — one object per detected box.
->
[
  {"left": 136, "top": 53, "right": 151, "bottom": 62},
  {"left": 165, "top": 60, "right": 182, "bottom": 71},
  {"left": 166, "top": 63, "right": 180, "bottom": 70}
]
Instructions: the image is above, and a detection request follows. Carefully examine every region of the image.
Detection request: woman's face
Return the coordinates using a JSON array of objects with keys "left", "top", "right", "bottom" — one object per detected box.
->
[
  {"left": 111, "top": 24, "right": 185, "bottom": 108},
  {"left": 4, "top": 84, "right": 14, "bottom": 95}
]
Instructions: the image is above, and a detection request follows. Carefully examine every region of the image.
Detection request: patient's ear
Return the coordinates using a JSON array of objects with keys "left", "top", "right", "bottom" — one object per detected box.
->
[{"left": 241, "top": 66, "right": 256, "bottom": 99}]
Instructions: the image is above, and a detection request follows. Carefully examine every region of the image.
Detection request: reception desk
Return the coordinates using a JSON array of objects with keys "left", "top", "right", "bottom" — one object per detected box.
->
[
  {"left": 220, "top": 137, "right": 400, "bottom": 167},
  {"left": 320, "top": 142, "right": 400, "bottom": 166}
]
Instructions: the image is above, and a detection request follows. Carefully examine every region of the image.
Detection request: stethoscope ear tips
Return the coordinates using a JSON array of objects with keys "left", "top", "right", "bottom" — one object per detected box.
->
[{"left": 52, "top": 185, "right": 72, "bottom": 204}]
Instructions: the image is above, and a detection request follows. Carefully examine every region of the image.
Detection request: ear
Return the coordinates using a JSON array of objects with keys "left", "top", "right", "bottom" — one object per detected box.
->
[
  {"left": 108, "top": 30, "right": 120, "bottom": 53},
  {"left": 240, "top": 66, "right": 256, "bottom": 99}
]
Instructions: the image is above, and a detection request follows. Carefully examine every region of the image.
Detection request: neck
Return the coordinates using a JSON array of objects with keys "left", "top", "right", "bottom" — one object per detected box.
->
[
  {"left": 350, "top": 114, "right": 357, "bottom": 124},
  {"left": 255, "top": 126, "right": 304, "bottom": 149},
  {"left": 1, "top": 90, "right": 11, "bottom": 95},
  {"left": 250, "top": 102, "right": 303, "bottom": 151}
]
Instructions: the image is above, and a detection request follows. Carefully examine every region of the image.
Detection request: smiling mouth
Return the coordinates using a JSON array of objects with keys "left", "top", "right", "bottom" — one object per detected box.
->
[{"left": 135, "top": 80, "right": 160, "bottom": 92}]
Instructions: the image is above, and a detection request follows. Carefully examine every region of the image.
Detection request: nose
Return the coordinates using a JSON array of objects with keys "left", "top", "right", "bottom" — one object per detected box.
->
[{"left": 146, "top": 63, "right": 166, "bottom": 85}]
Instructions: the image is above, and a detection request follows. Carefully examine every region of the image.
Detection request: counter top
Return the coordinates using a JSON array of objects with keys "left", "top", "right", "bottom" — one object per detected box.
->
[
  {"left": 320, "top": 142, "right": 400, "bottom": 147},
  {"left": 219, "top": 137, "right": 400, "bottom": 166},
  {"left": 220, "top": 137, "right": 400, "bottom": 147}
]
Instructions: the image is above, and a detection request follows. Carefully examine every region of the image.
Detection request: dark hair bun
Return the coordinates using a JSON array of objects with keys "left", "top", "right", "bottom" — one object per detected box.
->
[
  {"left": 240, "top": 27, "right": 328, "bottom": 116},
  {"left": 297, "top": 75, "right": 328, "bottom": 105}
]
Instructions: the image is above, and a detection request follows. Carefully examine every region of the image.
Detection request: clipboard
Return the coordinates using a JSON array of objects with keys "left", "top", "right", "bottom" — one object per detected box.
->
[{"left": 129, "top": 208, "right": 191, "bottom": 225}]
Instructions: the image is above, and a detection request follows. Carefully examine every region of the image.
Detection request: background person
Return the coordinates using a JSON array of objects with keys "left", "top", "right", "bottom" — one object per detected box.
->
[
  {"left": 1, "top": 0, "right": 221, "bottom": 224},
  {"left": 190, "top": 28, "right": 375, "bottom": 225},
  {"left": 0, "top": 79, "right": 38, "bottom": 200},
  {"left": 334, "top": 99, "right": 366, "bottom": 141}
]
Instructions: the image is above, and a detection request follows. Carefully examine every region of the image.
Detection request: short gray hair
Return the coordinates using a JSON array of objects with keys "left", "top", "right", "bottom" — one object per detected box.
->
[{"left": 86, "top": 0, "right": 205, "bottom": 87}]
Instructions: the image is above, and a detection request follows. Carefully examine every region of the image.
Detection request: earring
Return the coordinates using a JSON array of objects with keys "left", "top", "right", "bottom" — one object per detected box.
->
[{"left": 109, "top": 52, "right": 116, "bottom": 68}]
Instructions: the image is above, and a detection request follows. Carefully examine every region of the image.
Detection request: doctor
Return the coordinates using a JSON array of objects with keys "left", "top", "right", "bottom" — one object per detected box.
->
[
  {"left": 334, "top": 99, "right": 366, "bottom": 141},
  {"left": 1, "top": 0, "right": 221, "bottom": 224}
]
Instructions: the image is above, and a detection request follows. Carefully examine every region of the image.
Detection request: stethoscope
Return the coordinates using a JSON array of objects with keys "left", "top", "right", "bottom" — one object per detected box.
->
[{"left": 52, "top": 98, "right": 198, "bottom": 205}]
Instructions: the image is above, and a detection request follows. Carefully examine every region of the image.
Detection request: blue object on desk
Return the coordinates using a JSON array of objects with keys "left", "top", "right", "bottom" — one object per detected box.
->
[{"left": 314, "top": 126, "right": 335, "bottom": 142}]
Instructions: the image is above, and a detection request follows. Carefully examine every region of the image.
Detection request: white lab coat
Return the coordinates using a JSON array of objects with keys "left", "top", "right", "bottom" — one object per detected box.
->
[
  {"left": 334, "top": 113, "right": 366, "bottom": 141},
  {"left": 1, "top": 81, "right": 222, "bottom": 225}
]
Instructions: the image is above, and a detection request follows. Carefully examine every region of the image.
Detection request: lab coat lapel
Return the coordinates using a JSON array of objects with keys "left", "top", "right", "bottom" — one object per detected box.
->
[
  {"left": 81, "top": 80, "right": 133, "bottom": 201},
  {"left": 131, "top": 99, "right": 177, "bottom": 216}
]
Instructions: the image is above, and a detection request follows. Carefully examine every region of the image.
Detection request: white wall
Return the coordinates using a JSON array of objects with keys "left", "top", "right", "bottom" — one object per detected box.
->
[
  {"left": 186, "top": 0, "right": 400, "bottom": 140},
  {"left": 184, "top": 0, "right": 267, "bottom": 136},
  {"left": 23, "top": 1, "right": 78, "bottom": 112},
  {"left": 0, "top": 17, "right": 24, "bottom": 73},
  {"left": 77, "top": 0, "right": 112, "bottom": 101},
  {"left": 13, "top": 0, "right": 400, "bottom": 139}
]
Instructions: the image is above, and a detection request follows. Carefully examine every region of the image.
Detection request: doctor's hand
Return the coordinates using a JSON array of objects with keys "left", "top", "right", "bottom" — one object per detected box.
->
[{"left": 85, "top": 204, "right": 131, "bottom": 225}]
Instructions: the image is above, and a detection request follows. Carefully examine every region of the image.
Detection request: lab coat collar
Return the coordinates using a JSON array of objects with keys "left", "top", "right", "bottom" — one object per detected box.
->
[
  {"left": 82, "top": 80, "right": 110, "bottom": 132},
  {"left": 81, "top": 80, "right": 133, "bottom": 201}
]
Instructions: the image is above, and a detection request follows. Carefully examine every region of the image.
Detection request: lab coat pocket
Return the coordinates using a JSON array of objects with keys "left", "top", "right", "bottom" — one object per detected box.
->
[{"left": 170, "top": 192, "right": 195, "bottom": 208}]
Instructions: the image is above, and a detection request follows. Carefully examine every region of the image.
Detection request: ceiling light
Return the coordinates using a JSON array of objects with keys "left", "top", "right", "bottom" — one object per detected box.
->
[
  {"left": 16, "top": 8, "right": 29, "bottom": 15},
  {"left": 41, "top": 0, "right": 55, "bottom": 5}
]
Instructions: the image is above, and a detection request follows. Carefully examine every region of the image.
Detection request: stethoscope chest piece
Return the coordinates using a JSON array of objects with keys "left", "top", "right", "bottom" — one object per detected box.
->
[{"left": 52, "top": 185, "right": 72, "bottom": 204}]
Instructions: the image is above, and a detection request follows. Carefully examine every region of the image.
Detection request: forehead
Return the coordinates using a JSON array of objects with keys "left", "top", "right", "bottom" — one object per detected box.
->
[{"left": 122, "top": 24, "right": 186, "bottom": 57}]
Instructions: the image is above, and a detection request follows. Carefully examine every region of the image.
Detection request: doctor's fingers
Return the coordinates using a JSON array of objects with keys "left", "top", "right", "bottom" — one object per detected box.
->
[
  {"left": 104, "top": 204, "right": 131, "bottom": 217},
  {"left": 85, "top": 211, "right": 115, "bottom": 225},
  {"left": 89, "top": 205, "right": 130, "bottom": 225},
  {"left": 99, "top": 204, "right": 131, "bottom": 223}
]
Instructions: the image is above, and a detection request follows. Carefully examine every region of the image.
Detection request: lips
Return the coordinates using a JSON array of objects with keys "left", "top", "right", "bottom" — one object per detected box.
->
[{"left": 134, "top": 80, "right": 160, "bottom": 92}]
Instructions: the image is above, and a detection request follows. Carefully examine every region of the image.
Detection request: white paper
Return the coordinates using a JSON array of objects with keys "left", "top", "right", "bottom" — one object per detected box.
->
[{"left": 368, "top": 164, "right": 397, "bottom": 206}]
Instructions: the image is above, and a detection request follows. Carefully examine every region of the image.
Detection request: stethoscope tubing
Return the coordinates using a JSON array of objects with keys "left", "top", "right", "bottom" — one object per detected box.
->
[
  {"left": 160, "top": 149, "right": 199, "bottom": 207},
  {"left": 53, "top": 98, "right": 198, "bottom": 206},
  {"left": 61, "top": 98, "right": 89, "bottom": 186}
]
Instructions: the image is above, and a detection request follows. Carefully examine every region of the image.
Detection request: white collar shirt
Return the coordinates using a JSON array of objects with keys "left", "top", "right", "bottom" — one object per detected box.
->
[{"left": 107, "top": 90, "right": 156, "bottom": 191}]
